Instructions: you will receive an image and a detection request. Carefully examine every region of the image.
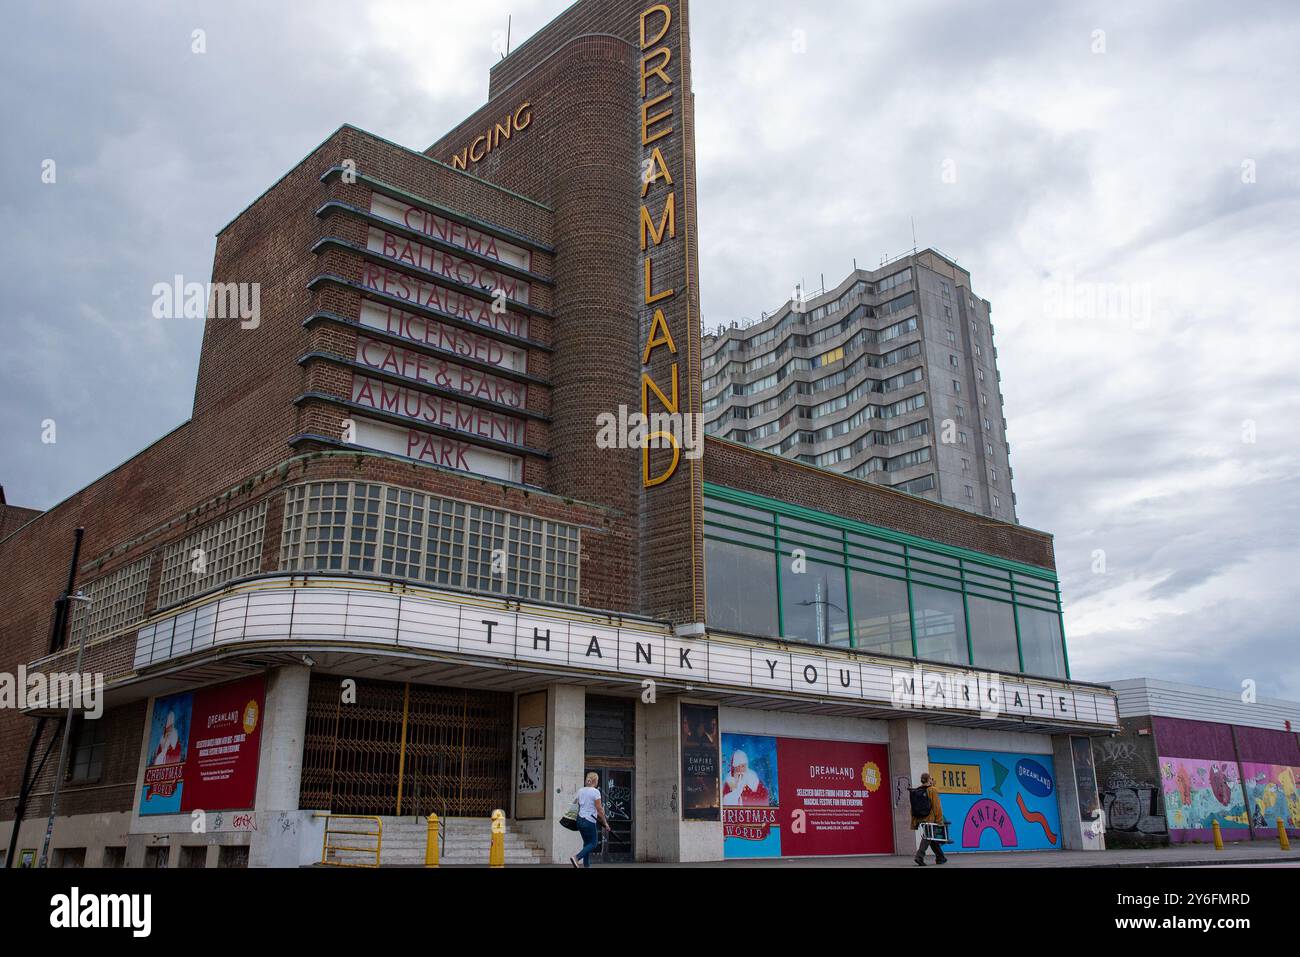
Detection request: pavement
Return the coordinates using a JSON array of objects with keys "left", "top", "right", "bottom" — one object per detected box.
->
[
  {"left": 593, "top": 843, "right": 1298, "bottom": 868},
  {"left": 414, "top": 842, "right": 1297, "bottom": 868}
]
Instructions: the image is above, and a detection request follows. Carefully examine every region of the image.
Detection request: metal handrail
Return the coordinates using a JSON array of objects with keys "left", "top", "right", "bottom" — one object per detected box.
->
[
  {"left": 316, "top": 813, "right": 383, "bottom": 868},
  {"left": 412, "top": 768, "right": 451, "bottom": 856}
]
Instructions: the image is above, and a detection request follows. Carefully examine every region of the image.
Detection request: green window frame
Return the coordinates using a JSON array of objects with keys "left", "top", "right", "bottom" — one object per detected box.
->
[{"left": 702, "top": 483, "right": 1070, "bottom": 679}]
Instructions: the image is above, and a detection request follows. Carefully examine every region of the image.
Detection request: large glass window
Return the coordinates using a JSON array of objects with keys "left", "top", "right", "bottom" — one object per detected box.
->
[
  {"left": 703, "top": 488, "right": 1070, "bottom": 678},
  {"left": 781, "top": 559, "right": 850, "bottom": 647},
  {"left": 1018, "top": 606, "right": 1067, "bottom": 678},
  {"left": 70, "top": 716, "right": 106, "bottom": 783},
  {"left": 910, "top": 584, "right": 967, "bottom": 664},
  {"left": 849, "top": 571, "right": 912, "bottom": 657},
  {"left": 704, "top": 539, "right": 778, "bottom": 637},
  {"left": 967, "top": 595, "right": 1019, "bottom": 673}
]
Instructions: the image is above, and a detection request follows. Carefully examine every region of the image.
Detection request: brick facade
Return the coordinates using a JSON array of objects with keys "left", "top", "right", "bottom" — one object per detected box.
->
[
  {"left": 1, "top": 0, "right": 1064, "bottom": 832},
  {"left": 704, "top": 436, "right": 1056, "bottom": 571}
]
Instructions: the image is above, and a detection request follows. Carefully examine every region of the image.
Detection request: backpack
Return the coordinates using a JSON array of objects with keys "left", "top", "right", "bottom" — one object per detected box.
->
[{"left": 910, "top": 785, "right": 932, "bottom": 818}]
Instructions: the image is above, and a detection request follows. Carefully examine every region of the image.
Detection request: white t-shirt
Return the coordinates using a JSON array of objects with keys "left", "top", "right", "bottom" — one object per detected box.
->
[{"left": 577, "top": 786, "right": 601, "bottom": 822}]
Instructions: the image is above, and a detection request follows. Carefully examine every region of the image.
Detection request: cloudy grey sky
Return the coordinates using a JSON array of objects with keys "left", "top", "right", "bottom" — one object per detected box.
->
[{"left": 3, "top": 1, "right": 1298, "bottom": 697}]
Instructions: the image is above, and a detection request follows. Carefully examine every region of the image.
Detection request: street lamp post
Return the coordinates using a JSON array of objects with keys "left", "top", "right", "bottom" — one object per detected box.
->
[{"left": 38, "top": 589, "right": 92, "bottom": 869}]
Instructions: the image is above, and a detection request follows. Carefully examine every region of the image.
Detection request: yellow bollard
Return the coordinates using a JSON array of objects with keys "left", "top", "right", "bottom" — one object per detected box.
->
[
  {"left": 425, "top": 814, "right": 440, "bottom": 868},
  {"left": 489, "top": 809, "right": 506, "bottom": 868},
  {"left": 1212, "top": 819, "right": 1224, "bottom": 850},
  {"left": 1279, "top": 819, "right": 1292, "bottom": 851}
]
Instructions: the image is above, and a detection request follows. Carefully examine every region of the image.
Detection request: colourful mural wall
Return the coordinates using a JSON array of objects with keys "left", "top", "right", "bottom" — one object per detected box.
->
[
  {"left": 1241, "top": 763, "right": 1300, "bottom": 835},
  {"left": 1158, "top": 755, "right": 1249, "bottom": 841},
  {"left": 927, "top": 748, "right": 1062, "bottom": 853}
]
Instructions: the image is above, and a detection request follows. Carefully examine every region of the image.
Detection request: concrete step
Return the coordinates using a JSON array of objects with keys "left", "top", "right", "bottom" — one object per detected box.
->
[{"left": 321, "top": 815, "right": 547, "bottom": 866}]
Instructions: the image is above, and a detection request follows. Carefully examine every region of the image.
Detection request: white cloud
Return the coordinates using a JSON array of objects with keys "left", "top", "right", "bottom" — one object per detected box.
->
[{"left": 3, "top": 0, "right": 1298, "bottom": 698}]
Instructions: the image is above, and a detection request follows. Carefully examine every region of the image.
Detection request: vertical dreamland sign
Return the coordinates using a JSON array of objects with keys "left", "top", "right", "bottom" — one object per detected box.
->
[
  {"left": 637, "top": 0, "right": 706, "bottom": 624},
  {"left": 720, "top": 733, "right": 892, "bottom": 858},
  {"left": 140, "top": 675, "right": 265, "bottom": 816}
]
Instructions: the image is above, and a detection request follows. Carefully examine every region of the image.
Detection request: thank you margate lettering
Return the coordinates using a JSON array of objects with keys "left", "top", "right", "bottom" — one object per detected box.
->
[{"left": 638, "top": 3, "right": 684, "bottom": 488}]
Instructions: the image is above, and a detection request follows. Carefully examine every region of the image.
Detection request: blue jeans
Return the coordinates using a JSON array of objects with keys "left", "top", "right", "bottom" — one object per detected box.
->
[{"left": 575, "top": 818, "right": 600, "bottom": 868}]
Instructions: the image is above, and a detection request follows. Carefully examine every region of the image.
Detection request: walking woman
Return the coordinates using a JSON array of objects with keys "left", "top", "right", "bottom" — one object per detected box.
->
[{"left": 571, "top": 772, "right": 611, "bottom": 868}]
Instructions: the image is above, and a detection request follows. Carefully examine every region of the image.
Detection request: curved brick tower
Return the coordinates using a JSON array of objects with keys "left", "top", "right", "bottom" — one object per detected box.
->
[{"left": 428, "top": 0, "right": 706, "bottom": 626}]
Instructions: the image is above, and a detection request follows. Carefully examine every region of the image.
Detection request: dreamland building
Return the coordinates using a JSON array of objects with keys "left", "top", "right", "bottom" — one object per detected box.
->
[{"left": 0, "top": 0, "right": 1120, "bottom": 867}]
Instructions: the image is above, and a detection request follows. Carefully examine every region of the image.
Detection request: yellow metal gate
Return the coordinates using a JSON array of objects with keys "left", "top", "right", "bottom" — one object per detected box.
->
[{"left": 300, "top": 676, "right": 513, "bottom": 818}]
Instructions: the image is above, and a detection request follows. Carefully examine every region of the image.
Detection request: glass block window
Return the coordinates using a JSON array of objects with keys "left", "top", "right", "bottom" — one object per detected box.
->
[
  {"left": 464, "top": 505, "right": 509, "bottom": 594},
  {"left": 347, "top": 484, "right": 383, "bottom": 573},
  {"left": 280, "top": 482, "right": 581, "bottom": 604},
  {"left": 381, "top": 486, "right": 427, "bottom": 580},
  {"left": 280, "top": 482, "right": 349, "bottom": 571},
  {"left": 545, "top": 524, "right": 580, "bottom": 605},
  {"left": 68, "top": 556, "right": 151, "bottom": 645},
  {"left": 157, "top": 501, "right": 267, "bottom": 608},
  {"left": 509, "top": 514, "right": 545, "bottom": 600},
  {"left": 426, "top": 497, "right": 468, "bottom": 587}
]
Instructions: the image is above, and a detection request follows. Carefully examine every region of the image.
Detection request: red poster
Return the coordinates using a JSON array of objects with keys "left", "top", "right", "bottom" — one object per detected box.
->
[
  {"left": 183, "top": 676, "right": 265, "bottom": 812},
  {"left": 776, "top": 738, "right": 893, "bottom": 856}
]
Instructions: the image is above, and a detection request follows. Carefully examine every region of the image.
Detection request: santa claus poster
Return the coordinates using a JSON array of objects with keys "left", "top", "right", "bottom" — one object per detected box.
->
[
  {"left": 140, "top": 676, "right": 265, "bottom": 816},
  {"left": 722, "top": 733, "right": 893, "bottom": 859},
  {"left": 140, "top": 691, "right": 194, "bottom": 815},
  {"left": 721, "top": 733, "right": 782, "bottom": 858}
]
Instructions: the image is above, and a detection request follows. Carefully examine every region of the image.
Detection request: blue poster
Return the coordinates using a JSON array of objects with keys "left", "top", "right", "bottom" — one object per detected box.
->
[
  {"left": 721, "top": 733, "right": 781, "bottom": 858},
  {"left": 927, "top": 747, "right": 1062, "bottom": 852},
  {"left": 140, "top": 692, "right": 193, "bottom": 815}
]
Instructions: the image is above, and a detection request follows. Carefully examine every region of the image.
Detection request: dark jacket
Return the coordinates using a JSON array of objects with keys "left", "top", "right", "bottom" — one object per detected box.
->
[{"left": 911, "top": 784, "right": 944, "bottom": 830}]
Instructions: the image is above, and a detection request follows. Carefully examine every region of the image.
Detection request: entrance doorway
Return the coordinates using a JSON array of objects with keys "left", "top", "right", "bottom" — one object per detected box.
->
[
  {"left": 301, "top": 676, "right": 513, "bottom": 818},
  {"left": 584, "top": 766, "right": 634, "bottom": 862},
  {"left": 584, "top": 695, "right": 636, "bottom": 863}
]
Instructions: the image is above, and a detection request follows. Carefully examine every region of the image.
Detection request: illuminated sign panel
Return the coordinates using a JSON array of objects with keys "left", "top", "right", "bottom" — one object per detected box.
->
[
  {"left": 369, "top": 194, "right": 532, "bottom": 271},
  {"left": 351, "top": 375, "right": 526, "bottom": 446},
  {"left": 366, "top": 227, "right": 531, "bottom": 304},
  {"left": 340, "top": 195, "right": 539, "bottom": 485},
  {"left": 360, "top": 263, "right": 529, "bottom": 339},
  {"left": 358, "top": 302, "right": 526, "bottom": 373},
  {"left": 350, "top": 416, "right": 523, "bottom": 481},
  {"left": 132, "top": 577, "right": 1120, "bottom": 732},
  {"left": 354, "top": 336, "right": 526, "bottom": 409}
]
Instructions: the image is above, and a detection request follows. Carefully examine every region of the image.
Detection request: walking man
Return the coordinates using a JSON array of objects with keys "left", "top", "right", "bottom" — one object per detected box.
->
[{"left": 910, "top": 772, "right": 948, "bottom": 866}]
